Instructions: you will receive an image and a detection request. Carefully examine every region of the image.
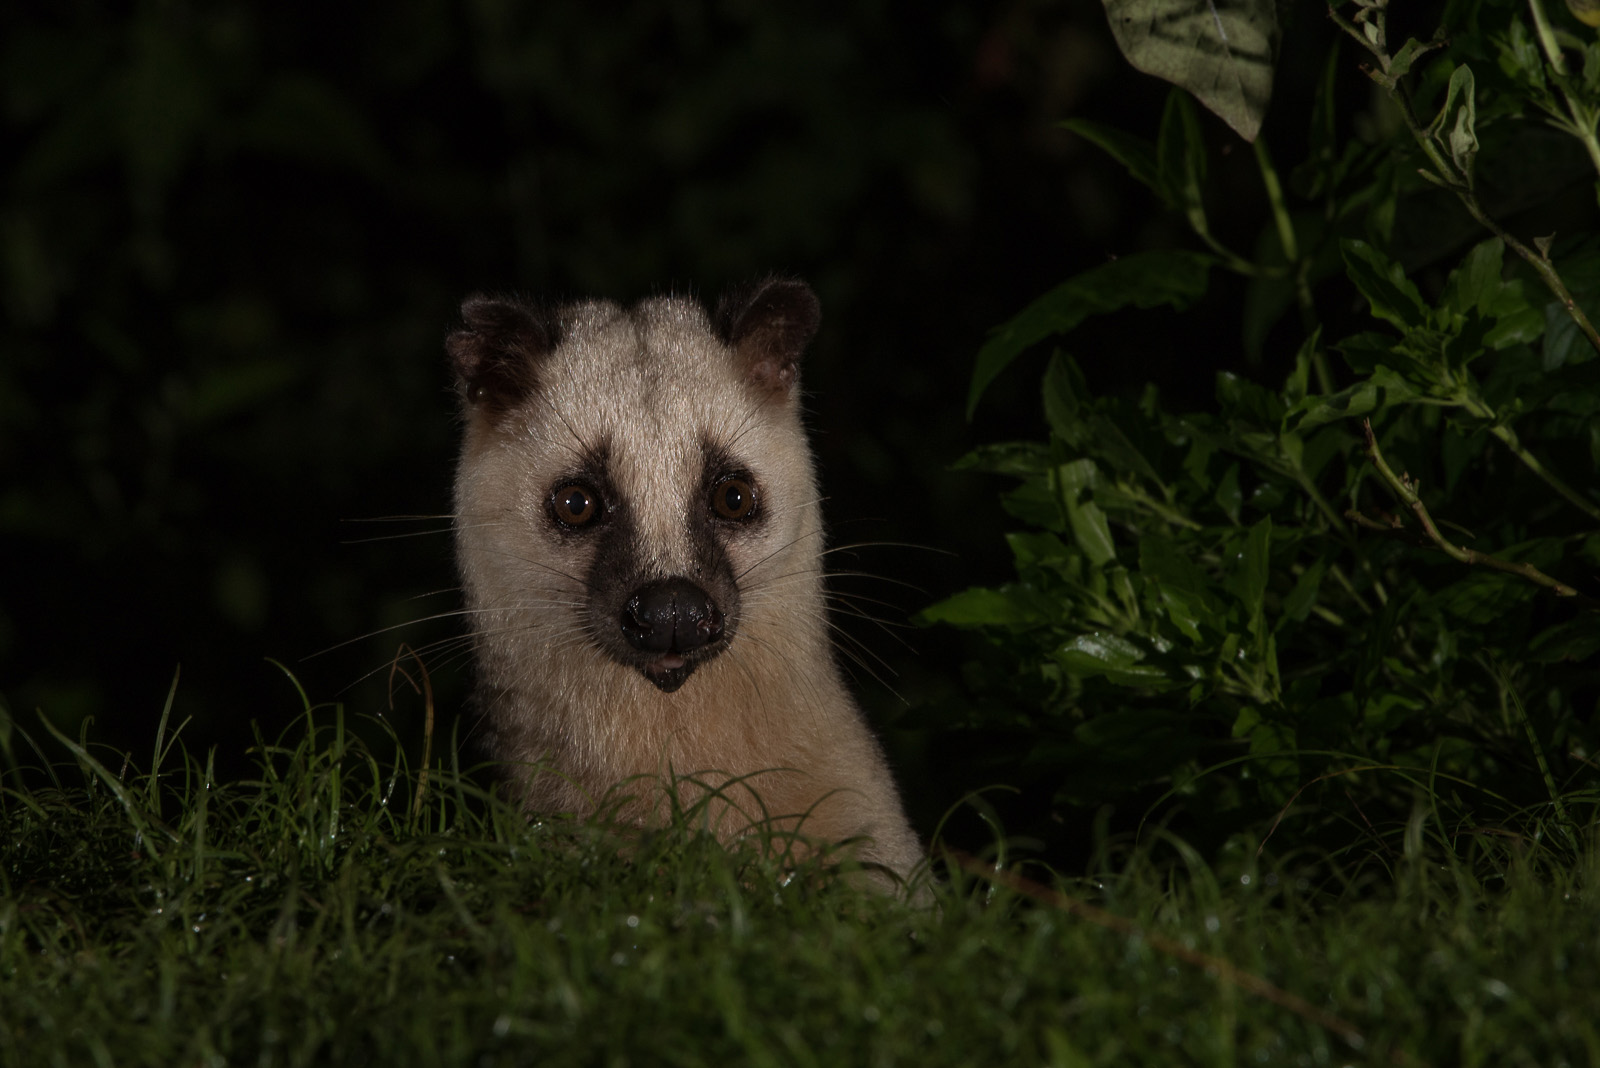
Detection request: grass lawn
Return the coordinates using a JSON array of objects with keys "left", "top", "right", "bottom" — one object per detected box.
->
[{"left": 4, "top": 693, "right": 1598, "bottom": 1068}]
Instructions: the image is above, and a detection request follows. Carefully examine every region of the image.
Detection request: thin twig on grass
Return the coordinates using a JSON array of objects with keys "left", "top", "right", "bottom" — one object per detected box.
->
[{"left": 940, "top": 845, "right": 1429, "bottom": 1067}]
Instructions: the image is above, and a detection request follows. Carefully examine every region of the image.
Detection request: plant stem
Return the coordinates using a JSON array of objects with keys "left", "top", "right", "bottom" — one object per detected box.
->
[
  {"left": 1486, "top": 424, "right": 1600, "bottom": 525},
  {"left": 1453, "top": 391, "right": 1600, "bottom": 523},
  {"left": 1295, "top": 471, "right": 1351, "bottom": 539},
  {"left": 1526, "top": 0, "right": 1569, "bottom": 77},
  {"left": 1124, "top": 484, "right": 1205, "bottom": 530},
  {"left": 1254, "top": 140, "right": 1333, "bottom": 393},
  {"left": 1196, "top": 229, "right": 1268, "bottom": 278},
  {"left": 1327, "top": 559, "right": 1381, "bottom": 613}
]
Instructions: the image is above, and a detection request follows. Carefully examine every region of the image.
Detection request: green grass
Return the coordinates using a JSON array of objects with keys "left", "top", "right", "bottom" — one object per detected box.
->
[{"left": 3, "top": 689, "right": 1599, "bottom": 1068}]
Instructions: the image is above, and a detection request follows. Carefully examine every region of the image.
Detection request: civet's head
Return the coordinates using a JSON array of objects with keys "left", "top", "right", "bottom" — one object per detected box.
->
[{"left": 448, "top": 279, "right": 824, "bottom": 694}]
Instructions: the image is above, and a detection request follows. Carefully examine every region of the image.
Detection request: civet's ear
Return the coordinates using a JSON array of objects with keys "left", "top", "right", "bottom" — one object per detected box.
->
[
  {"left": 445, "top": 295, "right": 561, "bottom": 417},
  {"left": 712, "top": 277, "right": 821, "bottom": 400}
]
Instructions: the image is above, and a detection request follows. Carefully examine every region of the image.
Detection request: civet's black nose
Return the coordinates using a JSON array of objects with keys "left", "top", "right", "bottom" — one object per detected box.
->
[{"left": 619, "top": 578, "right": 724, "bottom": 655}]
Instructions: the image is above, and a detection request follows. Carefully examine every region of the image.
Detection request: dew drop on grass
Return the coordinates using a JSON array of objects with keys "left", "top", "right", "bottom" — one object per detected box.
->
[
  {"left": 626, "top": 915, "right": 639, "bottom": 928},
  {"left": 493, "top": 1015, "right": 510, "bottom": 1038},
  {"left": 1239, "top": 874, "right": 1251, "bottom": 886},
  {"left": 1205, "top": 915, "right": 1220, "bottom": 933}
]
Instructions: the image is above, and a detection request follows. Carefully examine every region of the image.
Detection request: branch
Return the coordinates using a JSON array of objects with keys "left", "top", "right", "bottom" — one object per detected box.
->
[{"left": 1352, "top": 419, "right": 1584, "bottom": 599}]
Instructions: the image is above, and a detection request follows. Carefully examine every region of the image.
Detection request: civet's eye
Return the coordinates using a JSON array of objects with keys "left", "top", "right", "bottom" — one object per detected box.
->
[
  {"left": 710, "top": 476, "right": 757, "bottom": 522},
  {"left": 551, "top": 483, "right": 602, "bottom": 527}
]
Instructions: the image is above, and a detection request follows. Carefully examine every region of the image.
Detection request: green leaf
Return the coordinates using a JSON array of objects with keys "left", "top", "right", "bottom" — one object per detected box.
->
[
  {"left": 1498, "top": 348, "right": 1600, "bottom": 413},
  {"left": 1527, "top": 615, "right": 1600, "bottom": 664},
  {"left": 1429, "top": 573, "right": 1534, "bottom": 625},
  {"left": 1157, "top": 89, "right": 1208, "bottom": 232},
  {"left": 1442, "top": 239, "right": 1505, "bottom": 318},
  {"left": 1387, "top": 38, "right": 1434, "bottom": 80},
  {"left": 1229, "top": 517, "right": 1272, "bottom": 631},
  {"left": 1216, "top": 371, "right": 1285, "bottom": 425},
  {"left": 968, "top": 252, "right": 1213, "bottom": 418},
  {"left": 1362, "top": 691, "right": 1426, "bottom": 733},
  {"left": 1045, "top": 357, "right": 1168, "bottom": 485},
  {"left": 1230, "top": 705, "right": 1297, "bottom": 784},
  {"left": 1286, "top": 365, "right": 1422, "bottom": 429},
  {"left": 1292, "top": 40, "right": 1342, "bottom": 200},
  {"left": 1544, "top": 301, "right": 1586, "bottom": 371},
  {"left": 1242, "top": 268, "right": 1295, "bottom": 364},
  {"left": 1282, "top": 329, "right": 1318, "bottom": 406},
  {"left": 1280, "top": 556, "right": 1327, "bottom": 626},
  {"left": 1001, "top": 479, "right": 1067, "bottom": 532},
  {"left": 1060, "top": 119, "right": 1164, "bottom": 201},
  {"left": 1068, "top": 497, "right": 1117, "bottom": 567},
  {"left": 919, "top": 586, "right": 1049, "bottom": 628},
  {"left": 950, "top": 442, "right": 1055, "bottom": 477},
  {"left": 1007, "top": 530, "right": 1074, "bottom": 571},
  {"left": 1101, "top": 0, "right": 1281, "bottom": 142},
  {"left": 1042, "top": 354, "right": 1091, "bottom": 443},
  {"left": 1140, "top": 535, "right": 1215, "bottom": 642},
  {"left": 1342, "top": 240, "right": 1430, "bottom": 331},
  {"left": 1214, "top": 462, "right": 1242, "bottom": 524},
  {"left": 1334, "top": 331, "right": 1430, "bottom": 378},
  {"left": 1056, "top": 632, "right": 1174, "bottom": 686},
  {"left": 1483, "top": 303, "right": 1545, "bottom": 350},
  {"left": 1072, "top": 708, "right": 1193, "bottom": 757},
  {"left": 1057, "top": 460, "right": 1118, "bottom": 567},
  {"left": 1430, "top": 64, "right": 1479, "bottom": 180},
  {"left": 1499, "top": 18, "right": 1546, "bottom": 92}
]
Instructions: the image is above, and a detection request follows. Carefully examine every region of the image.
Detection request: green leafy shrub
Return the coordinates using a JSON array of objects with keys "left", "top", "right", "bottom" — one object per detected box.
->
[{"left": 924, "top": 0, "right": 1600, "bottom": 860}]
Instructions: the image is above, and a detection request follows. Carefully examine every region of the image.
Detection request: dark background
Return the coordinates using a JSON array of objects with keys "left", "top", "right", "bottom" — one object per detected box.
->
[{"left": 1, "top": 1, "right": 1345, "bottom": 832}]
